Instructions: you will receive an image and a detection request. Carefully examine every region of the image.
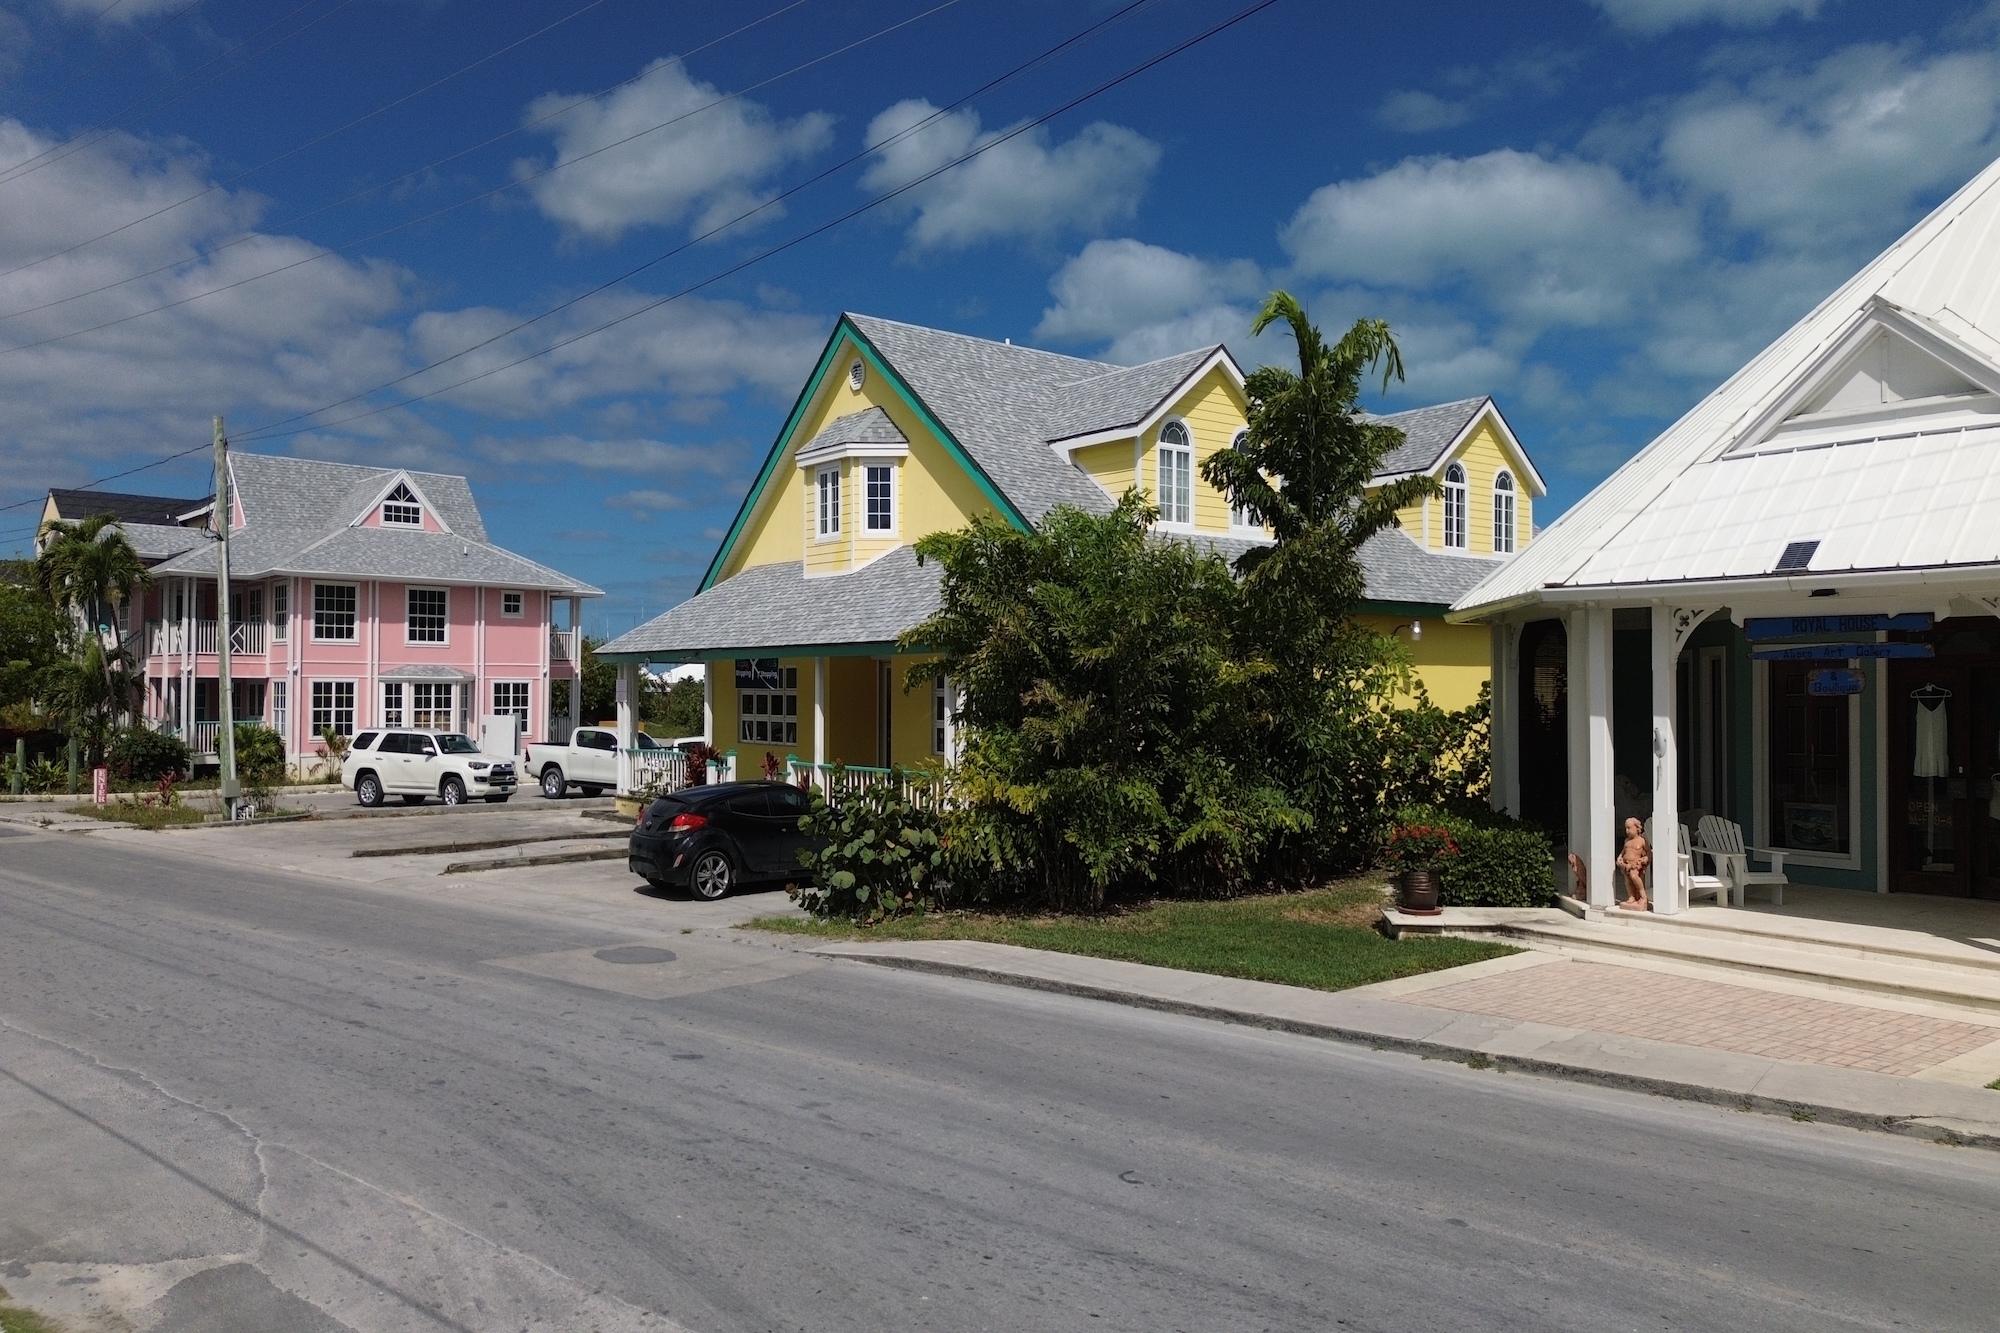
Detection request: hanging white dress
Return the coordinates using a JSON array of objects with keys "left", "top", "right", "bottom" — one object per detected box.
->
[{"left": 1913, "top": 700, "right": 1950, "bottom": 778}]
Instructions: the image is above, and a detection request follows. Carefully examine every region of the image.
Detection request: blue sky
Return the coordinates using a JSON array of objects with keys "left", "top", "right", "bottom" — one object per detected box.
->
[{"left": 1, "top": 0, "right": 1997, "bottom": 635}]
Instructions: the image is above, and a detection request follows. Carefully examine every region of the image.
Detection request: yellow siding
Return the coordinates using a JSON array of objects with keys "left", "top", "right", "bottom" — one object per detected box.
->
[
  {"left": 1074, "top": 363, "right": 1261, "bottom": 534},
  {"left": 719, "top": 333, "right": 999, "bottom": 583},
  {"left": 704, "top": 652, "right": 943, "bottom": 771},
  {"left": 1072, "top": 438, "right": 1136, "bottom": 498},
  {"left": 1383, "top": 409, "right": 1535, "bottom": 556},
  {"left": 1357, "top": 614, "right": 1492, "bottom": 711}
]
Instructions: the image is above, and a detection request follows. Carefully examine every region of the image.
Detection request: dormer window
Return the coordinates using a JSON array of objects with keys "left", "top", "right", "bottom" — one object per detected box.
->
[
  {"left": 1442, "top": 464, "right": 1468, "bottom": 550},
  {"left": 382, "top": 483, "right": 422, "bottom": 527},
  {"left": 1157, "top": 421, "right": 1193, "bottom": 527},
  {"left": 1492, "top": 470, "right": 1517, "bottom": 554}
]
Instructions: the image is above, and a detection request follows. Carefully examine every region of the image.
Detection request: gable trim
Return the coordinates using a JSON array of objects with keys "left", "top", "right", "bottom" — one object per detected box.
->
[
  {"left": 1371, "top": 399, "right": 1548, "bottom": 497},
  {"left": 697, "top": 316, "right": 1031, "bottom": 593},
  {"left": 1049, "top": 346, "right": 1246, "bottom": 453},
  {"left": 351, "top": 469, "right": 453, "bottom": 534}
]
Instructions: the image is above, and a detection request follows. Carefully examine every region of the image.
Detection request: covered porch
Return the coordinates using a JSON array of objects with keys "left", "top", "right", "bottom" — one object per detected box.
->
[{"left": 1480, "top": 585, "right": 2000, "bottom": 917}]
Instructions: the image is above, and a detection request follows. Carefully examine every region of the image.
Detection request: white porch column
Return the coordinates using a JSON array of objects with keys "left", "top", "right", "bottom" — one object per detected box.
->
[
  {"left": 701, "top": 662, "right": 715, "bottom": 746},
  {"left": 812, "top": 656, "right": 827, "bottom": 767},
  {"left": 614, "top": 660, "right": 639, "bottom": 795},
  {"left": 1564, "top": 610, "right": 1590, "bottom": 900},
  {"left": 1584, "top": 605, "right": 1617, "bottom": 910},
  {"left": 1650, "top": 604, "right": 1682, "bottom": 915},
  {"left": 1490, "top": 619, "right": 1518, "bottom": 817}
]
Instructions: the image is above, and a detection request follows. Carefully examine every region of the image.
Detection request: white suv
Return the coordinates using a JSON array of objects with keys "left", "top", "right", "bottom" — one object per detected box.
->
[{"left": 345, "top": 729, "right": 518, "bottom": 808}]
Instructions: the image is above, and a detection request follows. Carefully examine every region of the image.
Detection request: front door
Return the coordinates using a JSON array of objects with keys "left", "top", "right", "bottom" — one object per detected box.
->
[{"left": 1887, "top": 663, "right": 2000, "bottom": 898}]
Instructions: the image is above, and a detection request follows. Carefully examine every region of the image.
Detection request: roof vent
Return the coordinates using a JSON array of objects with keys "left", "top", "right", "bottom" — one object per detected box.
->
[
  {"left": 1775, "top": 540, "right": 1820, "bottom": 572},
  {"left": 847, "top": 359, "right": 864, "bottom": 392}
]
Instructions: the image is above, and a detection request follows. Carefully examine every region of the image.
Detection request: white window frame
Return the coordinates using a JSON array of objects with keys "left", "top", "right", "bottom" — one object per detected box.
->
[
  {"left": 1442, "top": 463, "right": 1469, "bottom": 551},
  {"left": 271, "top": 581, "right": 288, "bottom": 642},
  {"left": 380, "top": 682, "right": 405, "bottom": 729},
  {"left": 815, "top": 465, "right": 842, "bottom": 541},
  {"left": 1226, "top": 428, "right": 1262, "bottom": 532},
  {"left": 310, "top": 679, "right": 357, "bottom": 738},
  {"left": 1156, "top": 420, "right": 1193, "bottom": 529},
  {"left": 381, "top": 482, "right": 423, "bottom": 527},
  {"left": 737, "top": 663, "right": 800, "bottom": 746},
  {"left": 311, "top": 582, "right": 358, "bottom": 643},
  {"left": 271, "top": 679, "right": 287, "bottom": 735},
  {"left": 492, "top": 680, "right": 531, "bottom": 732},
  {"left": 932, "top": 675, "right": 960, "bottom": 759},
  {"left": 410, "top": 681, "right": 454, "bottom": 730},
  {"left": 405, "top": 586, "right": 449, "bottom": 646},
  {"left": 500, "top": 590, "right": 524, "bottom": 619},
  {"left": 862, "top": 460, "right": 897, "bottom": 536},
  {"left": 1492, "top": 470, "right": 1517, "bottom": 554}
]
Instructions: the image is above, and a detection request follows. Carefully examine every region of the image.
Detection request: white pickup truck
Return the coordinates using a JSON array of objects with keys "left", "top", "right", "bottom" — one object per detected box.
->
[{"left": 522, "top": 726, "right": 663, "bottom": 799}]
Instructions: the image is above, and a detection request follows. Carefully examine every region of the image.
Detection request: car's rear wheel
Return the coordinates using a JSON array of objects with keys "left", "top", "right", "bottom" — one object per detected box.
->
[
  {"left": 440, "top": 776, "right": 466, "bottom": 807},
  {"left": 355, "top": 772, "right": 383, "bottom": 807},
  {"left": 690, "top": 849, "right": 733, "bottom": 900},
  {"left": 540, "top": 766, "right": 565, "bottom": 799}
]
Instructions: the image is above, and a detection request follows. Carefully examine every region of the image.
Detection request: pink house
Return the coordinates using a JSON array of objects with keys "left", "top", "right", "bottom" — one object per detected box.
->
[{"left": 46, "top": 453, "right": 599, "bottom": 773}]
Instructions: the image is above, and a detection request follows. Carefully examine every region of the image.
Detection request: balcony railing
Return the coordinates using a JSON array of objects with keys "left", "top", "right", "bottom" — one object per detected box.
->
[
  {"left": 188, "top": 720, "right": 220, "bottom": 757},
  {"left": 550, "top": 629, "right": 578, "bottom": 663},
  {"left": 148, "top": 620, "right": 268, "bottom": 657}
]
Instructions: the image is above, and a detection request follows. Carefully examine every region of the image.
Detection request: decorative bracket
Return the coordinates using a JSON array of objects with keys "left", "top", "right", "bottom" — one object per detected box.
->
[{"left": 1670, "top": 606, "right": 1717, "bottom": 657}]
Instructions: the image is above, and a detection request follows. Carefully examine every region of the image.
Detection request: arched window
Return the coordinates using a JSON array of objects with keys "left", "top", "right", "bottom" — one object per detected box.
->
[
  {"left": 1442, "top": 463, "right": 1468, "bottom": 550},
  {"left": 1157, "top": 421, "right": 1192, "bottom": 526},
  {"left": 1492, "top": 470, "right": 1517, "bottom": 554},
  {"left": 1227, "top": 429, "right": 1259, "bottom": 529}
]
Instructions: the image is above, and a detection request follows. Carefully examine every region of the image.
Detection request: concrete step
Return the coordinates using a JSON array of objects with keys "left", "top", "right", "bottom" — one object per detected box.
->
[
  {"left": 1485, "top": 918, "right": 2000, "bottom": 1014},
  {"left": 1590, "top": 904, "right": 2000, "bottom": 977}
]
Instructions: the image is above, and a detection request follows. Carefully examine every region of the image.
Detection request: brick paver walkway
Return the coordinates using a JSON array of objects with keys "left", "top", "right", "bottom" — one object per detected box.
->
[{"left": 1407, "top": 960, "right": 2000, "bottom": 1076}]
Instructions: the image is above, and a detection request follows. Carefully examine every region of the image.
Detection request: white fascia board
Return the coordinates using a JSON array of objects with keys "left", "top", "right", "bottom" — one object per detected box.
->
[
  {"left": 1049, "top": 347, "right": 1245, "bottom": 454},
  {"left": 351, "top": 469, "right": 454, "bottom": 534},
  {"left": 1410, "top": 398, "right": 1550, "bottom": 497},
  {"left": 795, "top": 440, "right": 910, "bottom": 468}
]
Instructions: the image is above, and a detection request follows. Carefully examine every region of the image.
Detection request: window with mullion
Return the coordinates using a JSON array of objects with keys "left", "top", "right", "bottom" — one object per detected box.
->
[
  {"left": 815, "top": 466, "right": 841, "bottom": 539},
  {"left": 1157, "top": 422, "right": 1193, "bottom": 526},
  {"left": 1492, "top": 471, "right": 1517, "bottom": 554},
  {"left": 1442, "top": 464, "right": 1468, "bottom": 550},
  {"left": 406, "top": 587, "right": 447, "bottom": 644},
  {"left": 864, "top": 462, "right": 894, "bottom": 533},
  {"left": 310, "top": 680, "right": 355, "bottom": 736},
  {"left": 312, "top": 583, "right": 357, "bottom": 641}
]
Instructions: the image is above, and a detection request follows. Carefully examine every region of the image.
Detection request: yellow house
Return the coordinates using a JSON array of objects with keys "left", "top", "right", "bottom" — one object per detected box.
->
[{"left": 598, "top": 313, "right": 1545, "bottom": 784}]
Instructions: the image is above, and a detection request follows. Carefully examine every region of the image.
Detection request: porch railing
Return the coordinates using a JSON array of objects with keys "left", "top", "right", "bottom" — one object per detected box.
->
[
  {"left": 788, "top": 759, "right": 945, "bottom": 809},
  {"left": 626, "top": 746, "right": 735, "bottom": 795},
  {"left": 550, "top": 630, "right": 578, "bottom": 663},
  {"left": 147, "top": 620, "right": 267, "bottom": 657},
  {"left": 188, "top": 720, "right": 220, "bottom": 756}
]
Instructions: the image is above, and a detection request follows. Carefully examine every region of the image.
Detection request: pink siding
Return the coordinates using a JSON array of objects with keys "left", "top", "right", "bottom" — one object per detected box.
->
[{"left": 358, "top": 505, "right": 445, "bottom": 533}]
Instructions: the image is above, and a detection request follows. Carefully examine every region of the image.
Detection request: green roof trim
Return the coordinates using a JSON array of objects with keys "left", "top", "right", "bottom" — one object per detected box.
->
[{"left": 695, "top": 315, "right": 1030, "bottom": 593}]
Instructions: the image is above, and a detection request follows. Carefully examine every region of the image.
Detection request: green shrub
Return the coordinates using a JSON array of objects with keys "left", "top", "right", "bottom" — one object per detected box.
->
[
  {"left": 233, "top": 723, "right": 286, "bottom": 783},
  {"left": 107, "top": 726, "right": 191, "bottom": 782},
  {"left": 1396, "top": 806, "right": 1556, "bottom": 907},
  {"left": 791, "top": 771, "right": 947, "bottom": 923}
]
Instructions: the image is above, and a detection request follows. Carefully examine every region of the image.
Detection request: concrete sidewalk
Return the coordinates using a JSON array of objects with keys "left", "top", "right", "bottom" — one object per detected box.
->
[{"left": 808, "top": 940, "right": 2000, "bottom": 1148}]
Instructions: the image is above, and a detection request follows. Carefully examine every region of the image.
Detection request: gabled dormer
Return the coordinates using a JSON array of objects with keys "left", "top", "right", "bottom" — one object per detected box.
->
[{"left": 356, "top": 472, "right": 451, "bottom": 534}]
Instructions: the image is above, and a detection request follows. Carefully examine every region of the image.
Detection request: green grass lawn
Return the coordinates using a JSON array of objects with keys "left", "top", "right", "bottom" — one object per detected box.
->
[
  {"left": 746, "top": 879, "right": 1514, "bottom": 993},
  {"left": 0, "top": 1284, "right": 63, "bottom": 1333}
]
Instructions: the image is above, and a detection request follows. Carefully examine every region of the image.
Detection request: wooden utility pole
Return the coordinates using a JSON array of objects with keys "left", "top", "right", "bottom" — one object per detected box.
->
[{"left": 213, "top": 415, "right": 240, "bottom": 811}]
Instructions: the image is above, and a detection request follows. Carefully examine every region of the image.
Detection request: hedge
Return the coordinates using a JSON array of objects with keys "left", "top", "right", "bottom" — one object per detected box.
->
[{"left": 1395, "top": 806, "right": 1557, "bottom": 908}]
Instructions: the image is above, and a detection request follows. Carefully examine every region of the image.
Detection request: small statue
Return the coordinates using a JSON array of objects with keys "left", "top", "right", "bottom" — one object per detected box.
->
[{"left": 1616, "top": 817, "right": 1651, "bottom": 912}]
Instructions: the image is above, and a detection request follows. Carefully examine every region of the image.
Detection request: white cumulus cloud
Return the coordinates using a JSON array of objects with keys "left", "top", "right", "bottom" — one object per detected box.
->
[
  {"left": 513, "top": 58, "right": 834, "bottom": 243},
  {"left": 1585, "top": 0, "right": 1823, "bottom": 34},
  {"left": 860, "top": 99, "right": 1160, "bottom": 250},
  {"left": 1034, "top": 238, "right": 1262, "bottom": 346}
]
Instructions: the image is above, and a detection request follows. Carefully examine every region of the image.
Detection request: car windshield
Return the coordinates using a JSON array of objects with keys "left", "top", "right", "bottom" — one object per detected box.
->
[
  {"left": 434, "top": 734, "right": 480, "bottom": 755},
  {"left": 636, "top": 733, "right": 662, "bottom": 750}
]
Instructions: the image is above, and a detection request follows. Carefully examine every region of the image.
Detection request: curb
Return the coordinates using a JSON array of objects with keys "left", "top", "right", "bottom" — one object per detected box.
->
[
  {"left": 824, "top": 952, "right": 2000, "bottom": 1153},
  {"left": 440, "top": 845, "right": 628, "bottom": 875}
]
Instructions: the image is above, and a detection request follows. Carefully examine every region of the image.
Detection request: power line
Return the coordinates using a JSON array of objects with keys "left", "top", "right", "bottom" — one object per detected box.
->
[
  {"left": 0, "top": 0, "right": 617, "bottom": 284},
  {"left": 239, "top": 0, "right": 1276, "bottom": 443},
  {"left": 0, "top": 0, "right": 967, "bottom": 353},
  {"left": 0, "top": 0, "right": 815, "bottom": 324},
  {"left": 0, "top": 0, "right": 1271, "bottom": 510},
  {"left": 0, "top": 0, "right": 359, "bottom": 186}
]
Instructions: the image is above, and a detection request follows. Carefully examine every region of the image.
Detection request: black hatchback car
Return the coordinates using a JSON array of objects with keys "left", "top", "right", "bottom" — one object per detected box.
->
[{"left": 627, "top": 781, "right": 820, "bottom": 900}]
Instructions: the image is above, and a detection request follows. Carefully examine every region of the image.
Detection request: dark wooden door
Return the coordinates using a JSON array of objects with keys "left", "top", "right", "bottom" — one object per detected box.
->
[{"left": 1888, "top": 663, "right": 1974, "bottom": 896}]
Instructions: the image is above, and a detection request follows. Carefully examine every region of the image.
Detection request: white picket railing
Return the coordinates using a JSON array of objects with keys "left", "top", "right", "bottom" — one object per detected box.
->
[
  {"left": 188, "top": 720, "right": 220, "bottom": 756},
  {"left": 147, "top": 620, "right": 266, "bottom": 657},
  {"left": 626, "top": 747, "right": 734, "bottom": 795},
  {"left": 550, "top": 630, "right": 578, "bottom": 662},
  {"left": 788, "top": 759, "right": 944, "bottom": 809}
]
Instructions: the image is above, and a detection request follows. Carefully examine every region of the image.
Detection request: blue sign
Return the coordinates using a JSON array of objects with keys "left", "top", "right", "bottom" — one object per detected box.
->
[
  {"left": 1750, "top": 642, "right": 1934, "bottom": 661},
  {"left": 1807, "top": 668, "right": 1864, "bottom": 696},
  {"left": 1744, "top": 613, "right": 1932, "bottom": 640}
]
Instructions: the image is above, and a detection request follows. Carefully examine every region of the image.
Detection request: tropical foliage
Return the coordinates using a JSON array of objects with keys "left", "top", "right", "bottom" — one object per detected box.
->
[
  {"left": 791, "top": 773, "right": 947, "bottom": 923},
  {"left": 32, "top": 515, "right": 151, "bottom": 762},
  {"left": 106, "top": 726, "right": 191, "bottom": 782},
  {"left": 1396, "top": 806, "right": 1557, "bottom": 908}
]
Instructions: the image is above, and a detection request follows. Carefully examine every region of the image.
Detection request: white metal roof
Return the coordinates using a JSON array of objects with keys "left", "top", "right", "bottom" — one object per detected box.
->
[{"left": 1454, "top": 152, "right": 2000, "bottom": 616}]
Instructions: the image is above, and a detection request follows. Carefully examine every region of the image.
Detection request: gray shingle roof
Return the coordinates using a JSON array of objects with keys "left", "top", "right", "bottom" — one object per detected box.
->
[
  {"left": 846, "top": 313, "right": 1117, "bottom": 521},
  {"left": 600, "top": 545, "right": 941, "bottom": 658},
  {"left": 1040, "top": 347, "right": 1221, "bottom": 443},
  {"left": 46, "top": 488, "right": 203, "bottom": 525},
  {"left": 118, "top": 522, "right": 208, "bottom": 561},
  {"left": 798, "top": 406, "right": 906, "bottom": 454},
  {"left": 1178, "top": 527, "right": 1505, "bottom": 608},
  {"left": 1368, "top": 397, "right": 1489, "bottom": 475},
  {"left": 148, "top": 452, "right": 597, "bottom": 595}
]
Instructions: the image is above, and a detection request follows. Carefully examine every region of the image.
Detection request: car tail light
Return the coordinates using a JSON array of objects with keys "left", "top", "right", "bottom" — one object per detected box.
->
[{"left": 668, "top": 812, "right": 708, "bottom": 831}]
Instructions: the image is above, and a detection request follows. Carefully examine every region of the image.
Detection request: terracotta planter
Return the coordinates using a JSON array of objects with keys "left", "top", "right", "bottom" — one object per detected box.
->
[{"left": 1397, "top": 866, "right": 1443, "bottom": 915}]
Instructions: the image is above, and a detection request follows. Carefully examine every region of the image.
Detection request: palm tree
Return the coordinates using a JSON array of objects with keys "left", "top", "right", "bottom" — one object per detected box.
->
[{"left": 35, "top": 514, "right": 153, "bottom": 754}]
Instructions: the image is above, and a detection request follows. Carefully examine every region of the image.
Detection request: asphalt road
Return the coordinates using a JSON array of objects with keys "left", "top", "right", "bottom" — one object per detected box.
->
[{"left": 3, "top": 827, "right": 1998, "bottom": 1332}]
